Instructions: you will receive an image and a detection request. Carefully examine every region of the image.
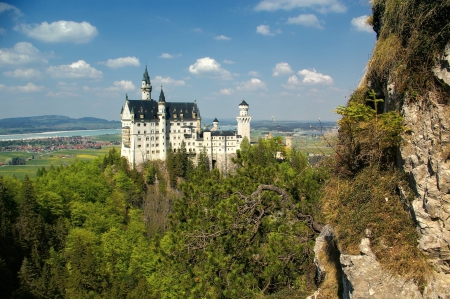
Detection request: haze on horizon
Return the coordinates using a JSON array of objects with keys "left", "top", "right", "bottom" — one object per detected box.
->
[{"left": 0, "top": 0, "right": 375, "bottom": 122}]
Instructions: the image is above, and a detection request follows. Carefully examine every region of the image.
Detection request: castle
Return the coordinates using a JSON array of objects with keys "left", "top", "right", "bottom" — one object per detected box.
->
[{"left": 120, "top": 67, "right": 251, "bottom": 169}]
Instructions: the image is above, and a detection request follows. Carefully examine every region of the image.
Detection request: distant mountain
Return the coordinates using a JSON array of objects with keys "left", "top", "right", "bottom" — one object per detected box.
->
[{"left": 0, "top": 115, "right": 121, "bottom": 135}]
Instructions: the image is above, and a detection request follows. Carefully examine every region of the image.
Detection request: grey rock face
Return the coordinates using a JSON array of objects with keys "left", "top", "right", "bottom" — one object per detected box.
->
[
  {"left": 400, "top": 94, "right": 450, "bottom": 274},
  {"left": 433, "top": 43, "right": 450, "bottom": 89},
  {"left": 340, "top": 238, "right": 450, "bottom": 299},
  {"left": 340, "top": 238, "right": 423, "bottom": 299}
]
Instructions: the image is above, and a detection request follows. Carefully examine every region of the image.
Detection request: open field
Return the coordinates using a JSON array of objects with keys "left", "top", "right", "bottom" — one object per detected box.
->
[{"left": 0, "top": 145, "right": 119, "bottom": 179}]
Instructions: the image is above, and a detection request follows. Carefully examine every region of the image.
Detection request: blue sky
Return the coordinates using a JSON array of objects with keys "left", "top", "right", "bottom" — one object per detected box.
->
[{"left": 0, "top": 0, "right": 375, "bottom": 122}]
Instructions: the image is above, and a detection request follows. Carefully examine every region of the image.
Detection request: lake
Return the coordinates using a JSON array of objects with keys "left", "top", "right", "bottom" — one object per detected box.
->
[{"left": 0, "top": 129, "right": 121, "bottom": 141}]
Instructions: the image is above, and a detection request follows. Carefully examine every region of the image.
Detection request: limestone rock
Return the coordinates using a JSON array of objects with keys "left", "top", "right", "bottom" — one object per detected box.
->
[
  {"left": 433, "top": 43, "right": 450, "bottom": 89},
  {"left": 340, "top": 238, "right": 423, "bottom": 299}
]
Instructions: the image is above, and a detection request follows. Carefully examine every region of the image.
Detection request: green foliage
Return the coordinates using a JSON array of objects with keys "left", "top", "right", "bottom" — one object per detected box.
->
[{"left": 334, "top": 92, "right": 405, "bottom": 175}]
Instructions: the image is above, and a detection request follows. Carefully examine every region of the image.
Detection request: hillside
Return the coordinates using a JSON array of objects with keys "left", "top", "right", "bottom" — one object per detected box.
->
[
  {"left": 312, "top": 0, "right": 450, "bottom": 298},
  {"left": 0, "top": 115, "right": 121, "bottom": 135}
]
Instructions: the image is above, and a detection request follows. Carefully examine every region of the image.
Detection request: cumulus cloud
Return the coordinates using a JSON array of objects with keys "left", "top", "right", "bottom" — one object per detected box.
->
[
  {"left": 100, "top": 56, "right": 140, "bottom": 68},
  {"left": 287, "top": 14, "right": 323, "bottom": 29},
  {"left": 215, "top": 35, "right": 231, "bottom": 40},
  {"left": 256, "top": 24, "right": 281, "bottom": 36},
  {"left": 236, "top": 78, "right": 267, "bottom": 91},
  {"left": 223, "top": 59, "right": 235, "bottom": 64},
  {"left": 298, "top": 69, "right": 333, "bottom": 84},
  {"left": 189, "top": 57, "right": 232, "bottom": 80},
  {"left": 153, "top": 76, "right": 186, "bottom": 87},
  {"left": 0, "top": 42, "right": 48, "bottom": 66},
  {"left": 159, "top": 53, "right": 181, "bottom": 59},
  {"left": 0, "top": 2, "right": 22, "bottom": 16},
  {"left": 219, "top": 88, "right": 234, "bottom": 95},
  {"left": 17, "top": 20, "right": 98, "bottom": 44},
  {"left": 254, "top": 0, "right": 346, "bottom": 13},
  {"left": 351, "top": 15, "right": 373, "bottom": 33},
  {"left": 46, "top": 60, "right": 102, "bottom": 79},
  {"left": 282, "top": 75, "right": 303, "bottom": 89},
  {"left": 3, "top": 68, "right": 42, "bottom": 78},
  {"left": 113, "top": 80, "right": 136, "bottom": 90},
  {"left": 272, "top": 62, "right": 293, "bottom": 76},
  {"left": 248, "top": 70, "right": 260, "bottom": 77},
  {"left": 0, "top": 82, "right": 44, "bottom": 92}
]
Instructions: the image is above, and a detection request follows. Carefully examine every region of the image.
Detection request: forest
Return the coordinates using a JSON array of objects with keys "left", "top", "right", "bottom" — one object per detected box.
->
[{"left": 0, "top": 138, "right": 329, "bottom": 298}]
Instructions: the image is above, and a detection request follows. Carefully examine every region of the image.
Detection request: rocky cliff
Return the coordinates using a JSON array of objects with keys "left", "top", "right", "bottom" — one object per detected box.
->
[{"left": 312, "top": 1, "right": 450, "bottom": 298}]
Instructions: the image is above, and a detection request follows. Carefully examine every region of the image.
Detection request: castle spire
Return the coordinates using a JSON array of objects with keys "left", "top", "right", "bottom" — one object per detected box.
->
[
  {"left": 158, "top": 86, "right": 166, "bottom": 103},
  {"left": 141, "top": 66, "right": 152, "bottom": 100}
]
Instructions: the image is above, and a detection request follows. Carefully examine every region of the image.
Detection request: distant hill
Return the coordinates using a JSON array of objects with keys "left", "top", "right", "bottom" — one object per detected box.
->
[{"left": 0, "top": 115, "right": 121, "bottom": 135}]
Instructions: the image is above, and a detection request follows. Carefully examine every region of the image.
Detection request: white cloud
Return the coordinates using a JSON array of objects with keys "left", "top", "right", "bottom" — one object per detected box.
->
[
  {"left": 0, "top": 82, "right": 44, "bottom": 92},
  {"left": 153, "top": 76, "right": 186, "bottom": 86},
  {"left": 100, "top": 56, "right": 140, "bottom": 68},
  {"left": 287, "top": 14, "right": 323, "bottom": 29},
  {"left": 113, "top": 80, "right": 136, "bottom": 90},
  {"left": 160, "top": 53, "right": 181, "bottom": 59},
  {"left": 248, "top": 70, "right": 260, "bottom": 77},
  {"left": 298, "top": 69, "right": 333, "bottom": 84},
  {"left": 272, "top": 62, "right": 293, "bottom": 76},
  {"left": 223, "top": 59, "right": 235, "bottom": 64},
  {"left": 46, "top": 91, "right": 79, "bottom": 97},
  {"left": 282, "top": 75, "right": 303, "bottom": 89},
  {"left": 47, "top": 60, "right": 102, "bottom": 79},
  {"left": 0, "top": 42, "right": 48, "bottom": 66},
  {"left": 17, "top": 20, "right": 98, "bottom": 44},
  {"left": 256, "top": 24, "right": 280, "bottom": 36},
  {"left": 0, "top": 2, "right": 22, "bottom": 16},
  {"left": 254, "top": 0, "right": 346, "bottom": 13},
  {"left": 192, "top": 28, "right": 203, "bottom": 33},
  {"left": 215, "top": 35, "right": 231, "bottom": 40},
  {"left": 351, "top": 15, "right": 373, "bottom": 33},
  {"left": 236, "top": 78, "right": 267, "bottom": 91},
  {"left": 189, "top": 57, "right": 232, "bottom": 80},
  {"left": 3, "top": 68, "right": 42, "bottom": 79},
  {"left": 219, "top": 88, "right": 234, "bottom": 95}
]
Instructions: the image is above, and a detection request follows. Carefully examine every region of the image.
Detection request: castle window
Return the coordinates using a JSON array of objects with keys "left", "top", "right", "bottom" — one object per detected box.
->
[
  {"left": 146, "top": 137, "right": 149, "bottom": 141},
  {"left": 137, "top": 123, "right": 140, "bottom": 126},
  {"left": 146, "top": 144, "right": 149, "bottom": 147},
  {"left": 144, "top": 131, "right": 146, "bottom": 134},
  {"left": 144, "top": 123, "right": 147, "bottom": 126},
  {"left": 147, "top": 150, "right": 149, "bottom": 154},
  {"left": 138, "top": 145, "right": 141, "bottom": 148}
]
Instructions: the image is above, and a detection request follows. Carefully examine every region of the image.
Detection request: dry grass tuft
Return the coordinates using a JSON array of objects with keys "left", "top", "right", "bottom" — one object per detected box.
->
[{"left": 321, "top": 166, "right": 430, "bottom": 285}]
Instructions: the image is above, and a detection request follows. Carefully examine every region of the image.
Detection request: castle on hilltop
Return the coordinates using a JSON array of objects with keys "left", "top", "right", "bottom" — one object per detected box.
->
[{"left": 120, "top": 67, "right": 251, "bottom": 169}]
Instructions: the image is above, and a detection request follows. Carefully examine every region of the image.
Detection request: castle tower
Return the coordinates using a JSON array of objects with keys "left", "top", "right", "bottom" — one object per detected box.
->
[
  {"left": 236, "top": 100, "right": 251, "bottom": 141},
  {"left": 211, "top": 118, "right": 219, "bottom": 131},
  {"left": 141, "top": 66, "right": 152, "bottom": 100},
  {"left": 158, "top": 87, "right": 167, "bottom": 160},
  {"left": 286, "top": 134, "right": 292, "bottom": 149}
]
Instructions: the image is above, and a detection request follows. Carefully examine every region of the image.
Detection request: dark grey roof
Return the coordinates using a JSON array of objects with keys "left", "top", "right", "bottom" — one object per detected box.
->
[
  {"left": 239, "top": 100, "right": 248, "bottom": 106},
  {"left": 211, "top": 130, "right": 237, "bottom": 137},
  {"left": 159, "top": 89, "right": 166, "bottom": 103},
  {"left": 142, "top": 67, "right": 150, "bottom": 85},
  {"left": 213, "top": 118, "right": 219, "bottom": 123},
  {"left": 124, "top": 99, "right": 199, "bottom": 121}
]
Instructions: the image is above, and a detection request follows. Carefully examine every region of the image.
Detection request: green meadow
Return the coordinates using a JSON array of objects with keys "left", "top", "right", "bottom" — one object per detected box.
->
[{"left": 0, "top": 145, "right": 119, "bottom": 179}]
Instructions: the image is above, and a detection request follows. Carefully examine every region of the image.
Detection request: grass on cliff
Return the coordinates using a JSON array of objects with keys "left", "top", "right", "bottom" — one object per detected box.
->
[
  {"left": 367, "top": 0, "right": 450, "bottom": 101},
  {"left": 321, "top": 165, "right": 430, "bottom": 286}
]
